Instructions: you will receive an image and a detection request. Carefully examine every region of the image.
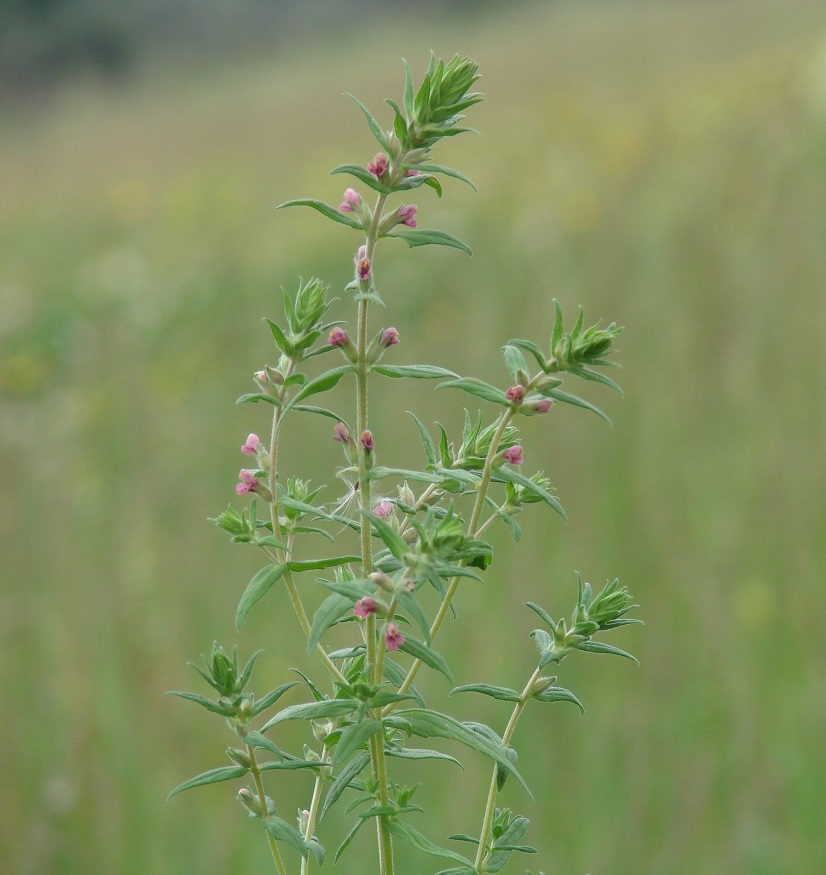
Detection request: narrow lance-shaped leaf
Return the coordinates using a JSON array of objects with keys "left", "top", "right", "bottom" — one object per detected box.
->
[
  {"left": 277, "top": 198, "right": 364, "bottom": 230},
  {"left": 450, "top": 684, "right": 522, "bottom": 703},
  {"left": 236, "top": 564, "right": 287, "bottom": 631},
  {"left": 372, "top": 364, "right": 458, "bottom": 380},
  {"left": 345, "top": 92, "right": 390, "bottom": 151},
  {"left": 166, "top": 690, "right": 226, "bottom": 716},
  {"left": 260, "top": 699, "right": 358, "bottom": 732},
  {"left": 384, "top": 228, "right": 472, "bottom": 256},
  {"left": 388, "top": 820, "right": 475, "bottom": 868},
  {"left": 332, "top": 719, "right": 383, "bottom": 766},
  {"left": 167, "top": 765, "right": 248, "bottom": 799},
  {"left": 319, "top": 750, "right": 371, "bottom": 821},
  {"left": 398, "top": 636, "right": 453, "bottom": 682},
  {"left": 438, "top": 378, "right": 509, "bottom": 407}
]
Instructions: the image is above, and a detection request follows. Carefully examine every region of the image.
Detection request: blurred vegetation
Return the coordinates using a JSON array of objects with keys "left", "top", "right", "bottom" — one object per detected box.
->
[{"left": 2, "top": 0, "right": 826, "bottom": 873}]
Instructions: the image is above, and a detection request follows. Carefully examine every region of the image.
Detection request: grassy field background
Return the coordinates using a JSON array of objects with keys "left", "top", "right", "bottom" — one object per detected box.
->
[{"left": 3, "top": 1, "right": 826, "bottom": 873}]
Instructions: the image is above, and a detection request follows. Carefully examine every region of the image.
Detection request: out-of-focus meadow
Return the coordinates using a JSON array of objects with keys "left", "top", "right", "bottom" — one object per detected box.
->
[{"left": 3, "top": 1, "right": 826, "bottom": 872}]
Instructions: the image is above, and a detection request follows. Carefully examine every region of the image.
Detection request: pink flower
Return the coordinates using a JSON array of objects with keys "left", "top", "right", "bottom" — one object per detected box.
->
[
  {"left": 354, "top": 597, "right": 378, "bottom": 618},
  {"left": 339, "top": 188, "right": 360, "bottom": 213},
  {"left": 503, "top": 446, "right": 524, "bottom": 466},
  {"left": 236, "top": 469, "right": 259, "bottom": 495},
  {"left": 360, "top": 430, "right": 374, "bottom": 452},
  {"left": 396, "top": 205, "right": 418, "bottom": 228},
  {"left": 368, "top": 152, "right": 388, "bottom": 177},
  {"left": 357, "top": 257, "right": 371, "bottom": 281},
  {"left": 380, "top": 327, "right": 400, "bottom": 347},
  {"left": 333, "top": 422, "right": 351, "bottom": 444},
  {"left": 505, "top": 385, "right": 525, "bottom": 403},
  {"left": 405, "top": 168, "right": 420, "bottom": 177},
  {"left": 328, "top": 327, "right": 349, "bottom": 347},
  {"left": 354, "top": 245, "right": 367, "bottom": 264},
  {"left": 384, "top": 623, "right": 404, "bottom": 651},
  {"left": 372, "top": 499, "right": 393, "bottom": 519},
  {"left": 241, "top": 433, "right": 261, "bottom": 456},
  {"left": 534, "top": 398, "right": 553, "bottom": 414},
  {"left": 255, "top": 369, "right": 267, "bottom": 382}
]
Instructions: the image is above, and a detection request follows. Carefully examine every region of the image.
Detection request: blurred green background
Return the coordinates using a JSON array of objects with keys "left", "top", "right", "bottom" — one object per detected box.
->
[{"left": 3, "top": 1, "right": 826, "bottom": 873}]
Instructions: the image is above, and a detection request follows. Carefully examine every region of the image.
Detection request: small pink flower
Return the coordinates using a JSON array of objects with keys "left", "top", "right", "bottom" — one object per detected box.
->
[
  {"left": 505, "top": 385, "right": 525, "bottom": 403},
  {"left": 384, "top": 623, "right": 404, "bottom": 651},
  {"left": 534, "top": 398, "right": 553, "bottom": 414},
  {"left": 333, "top": 422, "right": 351, "bottom": 444},
  {"left": 357, "top": 257, "right": 371, "bottom": 281},
  {"left": 396, "top": 205, "right": 418, "bottom": 228},
  {"left": 354, "top": 597, "right": 378, "bottom": 618},
  {"left": 236, "top": 469, "right": 259, "bottom": 495},
  {"left": 339, "top": 188, "right": 360, "bottom": 213},
  {"left": 372, "top": 499, "right": 393, "bottom": 519},
  {"left": 328, "top": 327, "right": 349, "bottom": 347},
  {"left": 241, "top": 433, "right": 261, "bottom": 456},
  {"left": 503, "top": 446, "right": 524, "bottom": 466},
  {"left": 380, "top": 327, "right": 400, "bottom": 347},
  {"left": 368, "top": 152, "right": 388, "bottom": 177},
  {"left": 360, "top": 430, "right": 374, "bottom": 452},
  {"left": 405, "top": 168, "right": 420, "bottom": 177},
  {"left": 354, "top": 245, "right": 367, "bottom": 264},
  {"left": 255, "top": 369, "right": 267, "bottom": 383}
]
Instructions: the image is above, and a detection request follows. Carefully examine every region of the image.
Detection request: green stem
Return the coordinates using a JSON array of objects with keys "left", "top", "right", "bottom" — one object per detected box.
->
[
  {"left": 473, "top": 666, "right": 542, "bottom": 873},
  {"left": 301, "top": 745, "right": 329, "bottom": 875},
  {"left": 247, "top": 743, "right": 289, "bottom": 875}
]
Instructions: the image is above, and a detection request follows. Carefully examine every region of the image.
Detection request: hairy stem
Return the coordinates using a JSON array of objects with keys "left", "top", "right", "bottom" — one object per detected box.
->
[
  {"left": 247, "top": 743, "right": 289, "bottom": 875},
  {"left": 301, "top": 745, "right": 329, "bottom": 875}
]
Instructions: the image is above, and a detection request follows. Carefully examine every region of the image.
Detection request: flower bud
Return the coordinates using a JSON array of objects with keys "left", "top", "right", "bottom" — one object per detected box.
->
[
  {"left": 360, "top": 430, "right": 374, "bottom": 452},
  {"left": 369, "top": 571, "right": 395, "bottom": 593},
  {"left": 524, "top": 397, "right": 554, "bottom": 416},
  {"left": 328, "top": 327, "right": 349, "bottom": 347},
  {"left": 368, "top": 152, "right": 388, "bottom": 178},
  {"left": 354, "top": 244, "right": 367, "bottom": 264},
  {"left": 339, "top": 188, "right": 360, "bottom": 212},
  {"left": 332, "top": 422, "right": 351, "bottom": 444},
  {"left": 396, "top": 204, "right": 418, "bottom": 228},
  {"left": 354, "top": 597, "right": 378, "bottom": 618},
  {"left": 505, "top": 385, "right": 525, "bottom": 404},
  {"left": 240, "top": 433, "right": 262, "bottom": 456},
  {"left": 357, "top": 257, "right": 371, "bottom": 281},
  {"left": 380, "top": 327, "right": 400, "bottom": 347},
  {"left": 502, "top": 446, "right": 524, "bottom": 466}
]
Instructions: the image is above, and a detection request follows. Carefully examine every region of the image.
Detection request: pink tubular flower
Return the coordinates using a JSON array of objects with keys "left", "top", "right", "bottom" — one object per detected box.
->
[
  {"left": 328, "top": 327, "right": 349, "bottom": 347},
  {"left": 357, "top": 257, "right": 371, "bottom": 281},
  {"left": 534, "top": 398, "right": 553, "bottom": 414},
  {"left": 380, "top": 327, "right": 400, "bottom": 347},
  {"left": 241, "top": 433, "right": 261, "bottom": 456},
  {"left": 372, "top": 499, "right": 393, "bottom": 519},
  {"left": 354, "top": 244, "right": 367, "bottom": 264},
  {"left": 236, "top": 469, "right": 259, "bottom": 495},
  {"left": 503, "top": 446, "right": 524, "bottom": 466},
  {"left": 360, "top": 430, "right": 374, "bottom": 452},
  {"left": 368, "top": 152, "right": 388, "bottom": 177},
  {"left": 255, "top": 369, "right": 267, "bottom": 383},
  {"left": 333, "top": 422, "right": 351, "bottom": 444},
  {"left": 396, "top": 205, "right": 418, "bottom": 228},
  {"left": 354, "top": 597, "right": 378, "bottom": 618},
  {"left": 384, "top": 623, "right": 404, "bottom": 651},
  {"left": 339, "top": 188, "right": 360, "bottom": 213},
  {"left": 505, "top": 385, "right": 525, "bottom": 403},
  {"left": 405, "top": 168, "right": 420, "bottom": 177}
]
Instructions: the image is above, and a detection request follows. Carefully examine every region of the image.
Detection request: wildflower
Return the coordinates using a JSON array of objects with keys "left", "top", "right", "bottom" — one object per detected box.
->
[
  {"left": 405, "top": 168, "right": 420, "bottom": 177},
  {"left": 254, "top": 369, "right": 267, "bottom": 383},
  {"left": 373, "top": 499, "right": 393, "bottom": 519},
  {"left": 380, "top": 327, "right": 400, "bottom": 347},
  {"left": 354, "top": 244, "right": 367, "bottom": 263},
  {"left": 368, "top": 152, "right": 388, "bottom": 177},
  {"left": 333, "top": 422, "right": 351, "bottom": 444},
  {"left": 241, "top": 433, "right": 261, "bottom": 456},
  {"left": 357, "top": 257, "right": 371, "bottom": 281},
  {"left": 354, "top": 597, "right": 378, "bottom": 618},
  {"left": 360, "top": 430, "right": 374, "bottom": 452},
  {"left": 527, "top": 398, "right": 554, "bottom": 415},
  {"left": 328, "top": 327, "right": 349, "bottom": 347},
  {"left": 384, "top": 623, "right": 404, "bottom": 651},
  {"left": 236, "top": 469, "right": 259, "bottom": 495},
  {"left": 396, "top": 205, "right": 418, "bottom": 228},
  {"left": 369, "top": 571, "right": 395, "bottom": 592},
  {"left": 503, "top": 446, "right": 524, "bottom": 466},
  {"left": 505, "top": 385, "right": 525, "bottom": 404},
  {"left": 339, "top": 188, "right": 360, "bottom": 213}
]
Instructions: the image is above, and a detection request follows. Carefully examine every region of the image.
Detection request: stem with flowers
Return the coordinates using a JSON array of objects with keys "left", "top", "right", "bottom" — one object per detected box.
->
[{"left": 167, "top": 54, "right": 641, "bottom": 875}]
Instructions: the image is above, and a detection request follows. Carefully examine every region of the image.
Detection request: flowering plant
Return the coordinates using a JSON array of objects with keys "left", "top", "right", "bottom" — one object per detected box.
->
[{"left": 168, "top": 54, "right": 640, "bottom": 875}]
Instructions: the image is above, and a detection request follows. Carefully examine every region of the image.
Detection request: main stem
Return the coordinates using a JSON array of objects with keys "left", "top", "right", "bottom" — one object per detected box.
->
[{"left": 248, "top": 743, "right": 289, "bottom": 875}]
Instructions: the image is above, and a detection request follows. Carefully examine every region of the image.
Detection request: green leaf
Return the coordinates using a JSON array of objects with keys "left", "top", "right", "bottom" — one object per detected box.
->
[
  {"left": 335, "top": 817, "right": 368, "bottom": 862},
  {"left": 317, "top": 578, "right": 375, "bottom": 601},
  {"left": 277, "top": 198, "right": 363, "bottom": 230},
  {"left": 524, "top": 601, "right": 555, "bottom": 629},
  {"left": 490, "top": 468, "right": 566, "bottom": 521},
  {"left": 345, "top": 92, "right": 390, "bottom": 151},
  {"left": 236, "top": 564, "right": 287, "bottom": 631},
  {"left": 260, "top": 699, "right": 358, "bottom": 732},
  {"left": 368, "top": 466, "right": 443, "bottom": 484},
  {"left": 508, "top": 337, "right": 548, "bottom": 371},
  {"left": 409, "top": 412, "right": 436, "bottom": 466},
  {"left": 398, "top": 637, "right": 454, "bottom": 683},
  {"left": 532, "top": 685, "right": 584, "bottom": 713},
  {"left": 449, "top": 684, "right": 522, "bottom": 703},
  {"left": 415, "top": 163, "right": 477, "bottom": 190},
  {"left": 263, "top": 815, "right": 312, "bottom": 859},
  {"left": 372, "top": 364, "right": 458, "bottom": 380},
  {"left": 438, "top": 378, "right": 509, "bottom": 407},
  {"left": 543, "top": 387, "right": 611, "bottom": 425},
  {"left": 244, "top": 731, "right": 284, "bottom": 758},
  {"left": 576, "top": 640, "right": 639, "bottom": 664},
  {"left": 331, "top": 163, "right": 392, "bottom": 194},
  {"left": 265, "top": 318, "right": 295, "bottom": 357},
  {"left": 292, "top": 404, "right": 348, "bottom": 424},
  {"left": 279, "top": 365, "right": 355, "bottom": 419},
  {"left": 308, "top": 593, "right": 357, "bottom": 652},
  {"left": 364, "top": 510, "right": 409, "bottom": 561},
  {"left": 383, "top": 659, "right": 426, "bottom": 707},
  {"left": 167, "top": 765, "right": 247, "bottom": 799},
  {"left": 502, "top": 345, "right": 529, "bottom": 382},
  {"left": 332, "top": 719, "right": 383, "bottom": 766},
  {"left": 395, "top": 710, "right": 531, "bottom": 798},
  {"left": 386, "top": 747, "right": 462, "bottom": 767},
  {"left": 388, "top": 820, "right": 475, "bottom": 867},
  {"left": 166, "top": 690, "right": 226, "bottom": 716},
  {"left": 384, "top": 228, "right": 472, "bottom": 256},
  {"left": 251, "top": 681, "right": 300, "bottom": 717},
  {"left": 402, "top": 57, "right": 414, "bottom": 116},
  {"left": 289, "top": 555, "right": 360, "bottom": 572},
  {"left": 551, "top": 299, "right": 565, "bottom": 351},
  {"left": 236, "top": 392, "right": 278, "bottom": 406},
  {"left": 570, "top": 365, "right": 624, "bottom": 395},
  {"left": 395, "top": 589, "right": 431, "bottom": 644},
  {"left": 260, "top": 757, "right": 327, "bottom": 773},
  {"left": 320, "top": 751, "right": 371, "bottom": 821}
]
